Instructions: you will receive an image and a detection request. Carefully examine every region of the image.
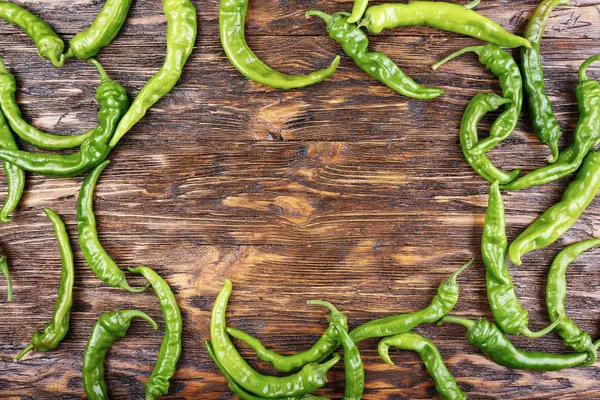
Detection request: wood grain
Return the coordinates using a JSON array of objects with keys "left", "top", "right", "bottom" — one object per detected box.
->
[{"left": 0, "top": 0, "right": 600, "bottom": 398}]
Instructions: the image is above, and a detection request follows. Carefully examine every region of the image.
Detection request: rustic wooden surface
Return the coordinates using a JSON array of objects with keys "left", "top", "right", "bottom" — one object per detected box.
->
[{"left": 0, "top": 0, "right": 600, "bottom": 398}]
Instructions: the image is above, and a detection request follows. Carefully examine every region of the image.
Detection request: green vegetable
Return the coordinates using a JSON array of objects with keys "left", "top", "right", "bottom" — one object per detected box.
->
[
  {"left": 0, "top": 104, "right": 24, "bottom": 223},
  {"left": 0, "top": 248, "right": 12, "bottom": 301}
]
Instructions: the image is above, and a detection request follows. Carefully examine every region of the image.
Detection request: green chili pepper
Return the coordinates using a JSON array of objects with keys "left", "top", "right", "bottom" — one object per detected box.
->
[
  {"left": 501, "top": 54, "right": 600, "bottom": 191},
  {"left": 0, "top": 248, "right": 12, "bottom": 301},
  {"left": 65, "top": 0, "right": 133, "bottom": 60},
  {"left": 432, "top": 44, "right": 522, "bottom": 155},
  {"left": 77, "top": 160, "right": 147, "bottom": 292},
  {"left": 333, "top": 314, "right": 364, "bottom": 399},
  {"left": 16, "top": 208, "right": 74, "bottom": 361},
  {"left": 378, "top": 332, "right": 466, "bottom": 400},
  {"left": 460, "top": 93, "right": 521, "bottom": 184},
  {"left": 211, "top": 279, "right": 340, "bottom": 398},
  {"left": 0, "top": 58, "right": 128, "bottom": 177},
  {"left": 360, "top": 1, "right": 531, "bottom": 48},
  {"left": 483, "top": 182, "right": 561, "bottom": 338},
  {"left": 546, "top": 239, "right": 600, "bottom": 365},
  {"left": 350, "top": 0, "right": 482, "bottom": 24},
  {"left": 83, "top": 310, "right": 158, "bottom": 400},
  {"left": 306, "top": 11, "right": 443, "bottom": 100},
  {"left": 0, "top": 2, "right": 65, "bottom": 67},
  {"left": 128, "top": 266, "right": 182, "bottom": 399},
  {"left": 109, "top": 0, "right": 197, "bottom": 148},
  {"left": 441, "top": 316, "right": 598, "bottom": 371},
  {"left": 227, "top": 299, "right": 347, "bottom": 373},
  {"left": 508, "top": 149, "right": 600, "bottom": 266},
  {"left": 522, "top": 0, "right": 570, "bottom": 163},
  {"left": 349, "top": 260, "right": 472, "bottom": 343},
  {"left": 219, "top": 0, "right": 339, "bottom": 90},
  {"left": 0, "top": 105, "right": 24, "bottom": 223}
]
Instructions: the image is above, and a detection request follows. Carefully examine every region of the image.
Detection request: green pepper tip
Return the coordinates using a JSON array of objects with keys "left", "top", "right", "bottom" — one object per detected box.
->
[
  {"left": 579, "top": 54, "right": 600, "bottom": 82},
  {"left": 15, "top": 344, "right": 34, "bottom": 361},
  {"left": 377, "top": 339, "right": 395, "bottom": 366},
  {"left": 431, "top": 46, "right": 483, "bottom": 70}
]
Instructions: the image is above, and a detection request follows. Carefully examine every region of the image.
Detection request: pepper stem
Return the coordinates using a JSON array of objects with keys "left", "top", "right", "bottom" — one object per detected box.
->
[
  {"left": 520, "top": 314, "right": 564, "bottom": 338},
  {"left": 316, "top": 353, "right": 340, "bottom": 373},
  {"left": 448, "top": 259, "right": 474, "bottom": 281},
  {"left": 440, "top": 315, "right": 476, "bottom": 330},
  {"left": 88, "top": 58, "right": 111, "bottom": 84},
  {"left": 64, "top": 48, "right": 75, "bottom": 60},
  {"left": 305, "top": 10, "right": 332, "bottom": 23},
  {"left": 120, "top": 279, "right": 151, "bottom": 293},
  {"left": 0, "top": 256, "right": 12, "bottom": 302},
  {"left": 120, "top": 310, "right": 159, "bottom": 330},
  {"left": 579, "top": 54, "right": 600, "bottom": 82},
  {"left": 15, "top": 344, "right": 34, "bottom": 361},
  {"left": 431, "top": 46, "right": 483, "bottom": 70},
  {"left": 464, "top": 0, "right": 481, "bottom": 9}
]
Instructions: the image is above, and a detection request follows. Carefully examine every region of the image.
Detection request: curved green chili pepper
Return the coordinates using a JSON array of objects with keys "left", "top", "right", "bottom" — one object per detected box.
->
[
  {"left": 219, "top": 0, "right": 339, "bottom": 90},
  {"left": 77, "top": 160, "right": 147, "bottom": 292},
  {"left": 349, "top": 260, "right": 472, "bottom": 343},
  {"left": 334, "top": 317, "right": 364, "bottom": 400},
  {"left": 508, "top": 149, "right": 600, "bottom": 266},
  {"left": 0, "top": 58, "right": 128, "bottom": 177},
  {"left": 226, "top": 299, "right": 347, "bottom": 373},
  {"left": 547, "top": 239, "right": 600, "bottom": 365},
  {"left": 211, "top": 279, "right": 340, "bottom": 398},
  {"left": 65, "top": 0, "right": 133, "bottom": 60},
  {"left": 306, "top": 11, "right": 443, "bottom": 100},
  {"left": 483, "top": 182, "right": 561, "bottom": 338},
  {"left": 0, "top": 248, "right": 12, "bottom": 301},
  {"left": 16, "top": 208, "right": 74, "bottom": 361},
  {"left": 0, "top": 2, "right": 64, "bottom": 67},
  {"left": 353, "top": 0, "right": 482, "bottom": 23},
  {"left": 433, "top": 44, "right": 522, "bottom": 155},
  {"left": 522, "top": 0, "right": 570, "bottom": 162},
  {"left": 378, "top": 332, "right": 466, "bottom": 400},
  {"left": 460, "top": 93, "right": 521, "bottom": 184},
  {"left": 109, "top": 0, "right": 197, "bottom": 147},
  {"left": 0, "top": 105, "right": 24, "bottom": 223},
  {"left": 83, "top": 310, "right": 158, "bottom": 400},
  {"left": 128, "top": 266, "right": 182, "bottom": 399},
  {"left": 360, "top": 1, "right": 531, "bottom": 48},
  {"left": 501, "top": 54, "right": 600, "bottom": 191},
  {"left": 441, "top": 316, "right": 598, "bottom": 371}
]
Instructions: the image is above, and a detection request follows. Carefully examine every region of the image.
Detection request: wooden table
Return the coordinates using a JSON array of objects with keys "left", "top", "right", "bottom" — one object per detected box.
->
[{"left": 1, "top": 0, "right": 599, "bottom": 398}]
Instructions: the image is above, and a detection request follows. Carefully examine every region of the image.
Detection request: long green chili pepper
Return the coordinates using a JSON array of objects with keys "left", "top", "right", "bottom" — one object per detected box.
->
[
  {"left": 65, "top": 0, "right": 133, "bottom": 60},
  {"left": 306, "top": 11, "right": 443, "bottom": 100},
  {"left": 0, "top": 2, "right": 65, "bottom": 67},
  {"left": 334, "top": 316, "right": 364, "bottom": 399},
  {"left": 441, "top": 316, "right": 598, "bottom": 371},
  {"left": 501, "top": 54, "right": 600, "bottom": 191},
  {"left": 483, "top": 182, "right": 561, "bottom": 338},
  {"left": 349, "top": 260, "right": 472, "bottom": 343},
  {"left": 0, "top": 248, "right": 12, "bottom": 301},
  {"left": 0, "top": 58, "right": 128, "bottom": 177},
  {"left": 360, "top": 1, "right": 531, "bottom": 48},
  {"left": 522, "top": 0, "right": 570, "bottom": 162},
  {"left": 460, "top": 93, "right": 521, "bottom": 184},
  {"left": 432, "top": 44, "right": 522, "bottom": 155},
  {"left": 508, "top": 149, "right": 600, "bottom": 266},
  {"left": 211, "top": 279, "right": 340, "bottom": 398},
  {"left": 16, "top": 208, "right": 74, "bottom": 361},
  {"left": 219, "top": 0, "right": 339, "bottom": 90},
  {"left": 109, "top": 0, "right": 197, "bottom": 147},
  {"left": 205, "top": 341, "right": 329, "bottom": 400},
  {"left": 546, "top": 239, "right": 600, "bottom": 365},
  {"left": 77, "top": 160, "right": 147, "bottom": 292},
  {"left": 0, "top": 105, "right": 24, "bottom": 223},
  {"left": 83, "top": 310, "right": 158, "bottom": 400},
  {"left": 128, "top": 266, "right": 182, "bottom": 399},
  {"left": 378, "top": 332, "right": 466, "bottom": 400},
  {"left": 227, "top": 299, "right": 347, "bottom": 373},
  {"left": 350, "top": 0, "right": 482, "bottom": 24}
]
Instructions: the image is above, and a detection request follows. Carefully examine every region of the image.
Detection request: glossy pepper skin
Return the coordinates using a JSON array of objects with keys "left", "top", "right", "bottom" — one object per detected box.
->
[
  {"left": 522, "top": 0, "right": 569, "bottom": 162},
  {"left": 360, "top": 1, "right": 531, "bottom": 49},
  {"left": 0, "top": 59, "right": 128, "bottom": 177},
  {"left": 65, "top": 0, "right": 133, "bottom": 60},
  {"left": 210, "top": 279, "right": 340, "bottom": 398},
  {"left": 460, "top": 93, "right": 521, "bottom": 184},
  {"left": 16, "top": 208, "right": 74, "bottom": 361},
  {"left": 0, "top": 2, "right": 64, "bottom": 67},
  {"left": 109, "top": 0, "right": 197, "bottom": 147},
  {"left": 0, "top": 248, "right": 12, "bottom": 301},
  {"left": 546, "top": 239, "right": 600, "bottom": 365},
  {"left": 508, "top": 149, "right": 600, "bottom": 266},
  {"left": 501, "top": 54, "right": 600, "bottom": 191},
  {"left": 483, "top": 182, "right": 560, "bottom": 338},
  {"left": 77, "top": 160, "right": 147, "bottom": 292},
  {"left": 442, "top": 316, "right": 598, "bottom": 371},
  {"left": 307, "top": 11, "right": 443, "bottom": 100},
  {"left": 349, "top": 260, "right": 472, "bottom": 343},
  {"left": 128, "top": 266, "right": 182, "bottom": 399},
  {"left": 83, "top": 310, "right": 158, "bottom": 400},
  {"left": 378, "top": 332, "right": 466, "bottom": 400},
  {"left": 333, "top": 316, "right": 364, "bottom": 400},
  {"left": 433, "top": 44, "right": 522, "bottom": 155},
  {"left": 0, "top": 106, "right": 24, "bottom": 223},
  {"left": 227, "top": 299, "right": 347, "bottom": 372},
  {"left": 219, "top": 0, "right": 339, "bottom": 90},
  {"left": 349, "top": 0, "right": 482, "bottom": 22}
]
